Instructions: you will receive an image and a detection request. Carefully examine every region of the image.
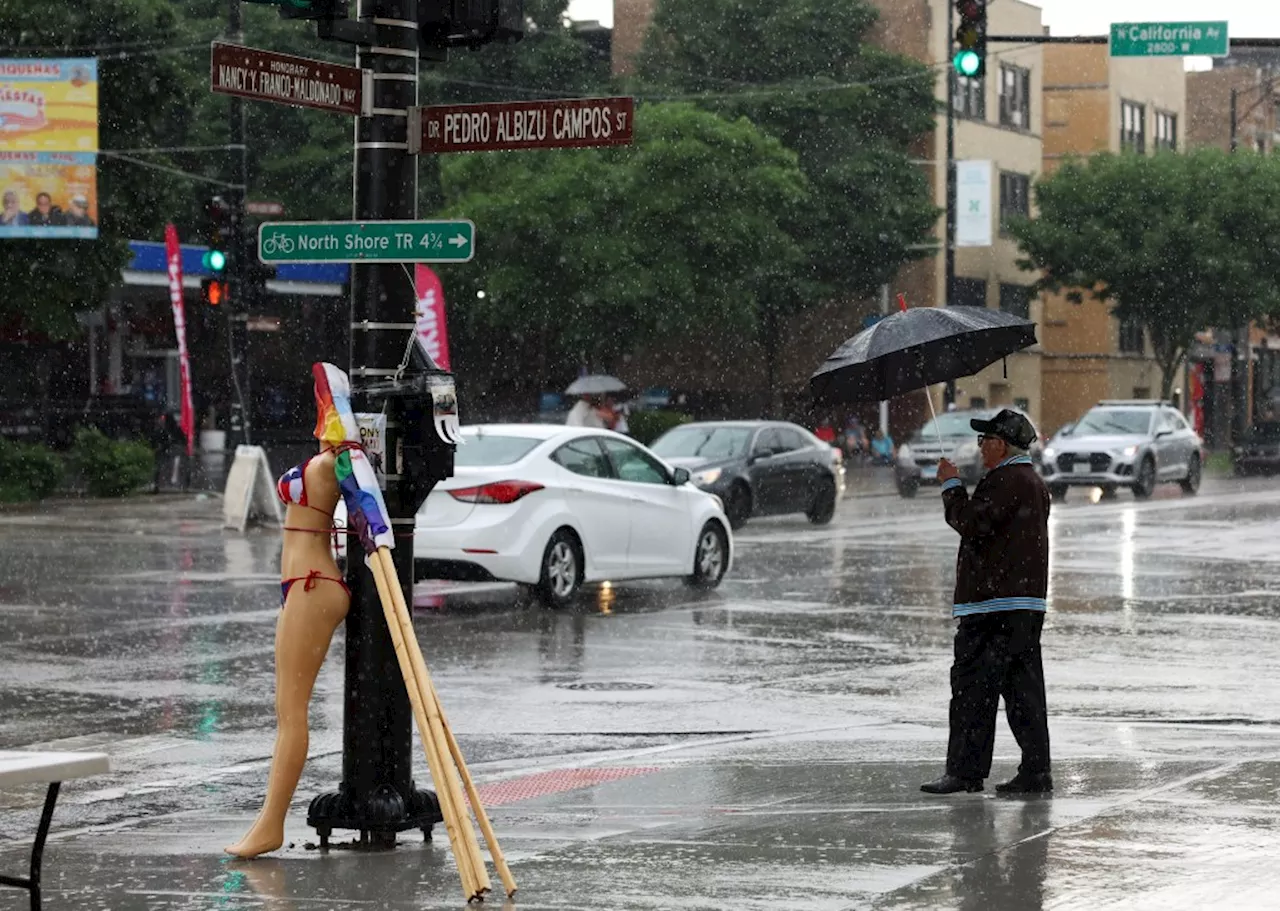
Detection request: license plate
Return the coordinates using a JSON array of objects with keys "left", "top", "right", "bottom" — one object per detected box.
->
[
  {"left": 1072, "top": 462, "right": 1091, "bottom": 474},
  {"left": 921, "top": 465, "right": 937, "bottom": 479}
]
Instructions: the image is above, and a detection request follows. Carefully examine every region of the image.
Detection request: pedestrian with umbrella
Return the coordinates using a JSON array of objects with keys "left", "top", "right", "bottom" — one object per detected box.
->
[
  {"left": 564, "top": 374, "right": 627, "bottom": 430},
  {"left": 811, "top": 300, "right": 1053, "bottom": 796}
]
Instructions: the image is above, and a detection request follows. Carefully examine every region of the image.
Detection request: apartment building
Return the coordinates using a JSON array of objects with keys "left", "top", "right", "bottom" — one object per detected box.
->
[{"left": 1036, "top": 46, "right": 1185, "bottom": 434}]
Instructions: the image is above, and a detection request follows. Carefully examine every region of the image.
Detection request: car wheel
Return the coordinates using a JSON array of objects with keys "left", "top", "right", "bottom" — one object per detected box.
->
[
  {"left": 1048, "top": 484, "right": 1067, "bottom": 502},
  {"left": 534, "top": 529, "right": 582, "bottom": 608},
  {"left": 806, "top": 478, "right": 837, "bottom": 525},
  {"left": 685, "top": 521, "right": 728, "bottom": 589},
  {"left": 723, "top": 483, "right": 751, "bottom": 530},
  {"left": 897, "top": 479, "right": 918, "bottom": 498},
  {"left": 1180, "top": 453, "right": 1202, "bottom": 495},
  {"left": 1132, "top": 457, "right": 1156, "bottom": 500}
]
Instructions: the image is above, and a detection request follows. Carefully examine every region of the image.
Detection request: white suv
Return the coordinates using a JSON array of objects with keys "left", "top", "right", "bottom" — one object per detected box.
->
[{"left": 1040, "top": 401, "right": 1202, "bottom": 500}]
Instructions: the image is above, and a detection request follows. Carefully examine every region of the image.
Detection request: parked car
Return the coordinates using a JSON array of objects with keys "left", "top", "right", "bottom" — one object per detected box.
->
[
  {"left": 649, "top": 420, "right": 844, "bottom": 530},
  {"left": 1040, "top": 400, "right": 1202, "bottom": 500},
  {"left": 894, "top": 407, "right": 1042, "bottom": 497},
  {"left": 391, "top": 424, "right": 733, "bottom": 606},
  {"left": 1232, "top": 421, "right": 1280, "bottom": 476}
]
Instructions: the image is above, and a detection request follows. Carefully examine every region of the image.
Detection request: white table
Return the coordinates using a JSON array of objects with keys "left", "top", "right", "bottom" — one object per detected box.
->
[{"left": 0, "top": 750, "right": 110, "bottom": 911}]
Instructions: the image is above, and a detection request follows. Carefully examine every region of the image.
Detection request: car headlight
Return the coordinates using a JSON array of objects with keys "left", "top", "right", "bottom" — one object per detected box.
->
[
  {"left": 1122, "top": 445, "right": 1138, "bottom": 459},
  {"left": 897, "top": 443, "right": 913, "bottom": 465},
  {"left": 954, "top": 441, "right": 979, "bottom": 462},
  {"left": 1042, "top": 446, "right": 1055, "bottom": 461},
  {"left": 693, "top": 468, "right": 723, "bottom": 486}
]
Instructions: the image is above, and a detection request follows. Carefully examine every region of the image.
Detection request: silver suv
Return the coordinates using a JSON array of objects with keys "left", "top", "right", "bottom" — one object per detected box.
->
[
  {"left": 894, "top": 407, "right": 1041, "bottom": 497},
  {"left": 1040, "top": 401, "right": 1203, "bottom": 500}
]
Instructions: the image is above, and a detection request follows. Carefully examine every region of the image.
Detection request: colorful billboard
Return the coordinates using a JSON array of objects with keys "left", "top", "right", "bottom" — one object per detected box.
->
[
  {"left": 0, "top": 151, "right": 98, "bottom": 238},
  {"left": 0, "top": 58, "right": 98, "bottom": 152}
]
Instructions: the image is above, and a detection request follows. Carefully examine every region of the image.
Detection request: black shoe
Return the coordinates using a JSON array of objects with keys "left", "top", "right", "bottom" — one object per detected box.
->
[
  {"left": 920, "top": 774, "right": 983, "bottom": 794},
  {"left": 995, "top": 772, "right": 1053, "bottom": 794}
]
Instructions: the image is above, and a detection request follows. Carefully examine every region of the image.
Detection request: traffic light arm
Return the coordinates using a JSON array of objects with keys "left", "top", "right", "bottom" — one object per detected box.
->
[{"left": 317, "top": 16, "right": 377, "bottom": 45}]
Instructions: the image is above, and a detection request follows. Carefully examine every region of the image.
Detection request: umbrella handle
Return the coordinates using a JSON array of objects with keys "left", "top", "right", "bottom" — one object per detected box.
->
[{"left": 924, "top": 386, "right": 944, "bottom": 452}]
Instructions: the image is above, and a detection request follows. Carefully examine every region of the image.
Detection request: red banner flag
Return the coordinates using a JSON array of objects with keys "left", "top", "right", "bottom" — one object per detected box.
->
[
  {"left": 164, "top": 223, "right": 196, "bottom": 456},
  {"left": 414, "top": 264, "right": 451, "bottom": 370}
]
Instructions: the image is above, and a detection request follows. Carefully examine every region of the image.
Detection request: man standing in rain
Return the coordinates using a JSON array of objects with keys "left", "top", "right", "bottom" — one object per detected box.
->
[{"left": 921, "top": 408, "right": 1053, "bottom": 796}]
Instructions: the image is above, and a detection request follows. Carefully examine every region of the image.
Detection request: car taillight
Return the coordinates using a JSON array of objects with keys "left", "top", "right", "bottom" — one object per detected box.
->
[{"left": 448, "top": 481, "right": 544, "bottom": 504}]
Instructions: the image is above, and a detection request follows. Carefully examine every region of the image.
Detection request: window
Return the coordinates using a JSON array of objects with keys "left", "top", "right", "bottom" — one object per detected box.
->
[
  {"left": 952, "top": 277, "right": 987, "bottom": 308},
  {"left": 600, "top": 438, "right": 669, "bottom": 485},
  {"left": 753, "top": 428, "right": 784, "bottom": 456},
  {"left": 999, "top": 283, "right": 1031, "bottom": 318},
  {"left": 1118, "top": 318, "right": 1145, "bottom": 353},
  {"left": 1154, "top": 110, "right": 1177, "bottom": 151},
  {"left": 552, "top": 438, "right": 613, "bottom": 478},
  {"left": 774, "top": 428, "right": 808, "bottom": 453},
  {"left": 1121, "top": 100, "right": 1146, "bottom": 153},
  {"left": 952, "top": 73, "right": 985, "bottom": 120},
  {"left": 999, "top": 171, "right": 1030, "bottom": 231},
  {"left": 651, "top": 425, "right": 752, "bottom": 460},
  {"left": 998, "top": 64, "right": 1031, "bottom": 129}
]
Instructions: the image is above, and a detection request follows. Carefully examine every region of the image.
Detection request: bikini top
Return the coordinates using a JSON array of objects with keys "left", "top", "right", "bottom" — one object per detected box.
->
[{"left": 277, "top": 442, "right": 363, "bottom": 509}]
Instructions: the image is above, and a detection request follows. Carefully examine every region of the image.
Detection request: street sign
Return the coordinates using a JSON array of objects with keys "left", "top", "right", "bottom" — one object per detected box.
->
[
  {"left": 210, "top": 42, "right": 371, "bottom": 116},
  {"left": 410, "top": 97, "right": 634, "bottom": 154},
  {"left": 257, "top": 220, "right": 476, "bottom": 264},
  {"left": 1109, "top": 21, "right": 1229, "bottom": 58},
  {"left": 246, "top": 201, "right": 285, "bottom": 217}
]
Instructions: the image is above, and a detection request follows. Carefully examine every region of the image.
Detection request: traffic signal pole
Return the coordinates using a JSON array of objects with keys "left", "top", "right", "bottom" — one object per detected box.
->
[
  {"left": 943, "top": 0, "right": 958, "bottom": 407},
  {"left": 227, "top": 0, "right": 252, "bottom": 446},
  {"left": 305, "top": 0, "right": 442, "bottom": 847}
]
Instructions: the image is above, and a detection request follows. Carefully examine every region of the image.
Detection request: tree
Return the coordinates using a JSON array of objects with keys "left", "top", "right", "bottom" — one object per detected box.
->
[
  {"left": 633, "top": 0, "right": 939, "bottom": 299},
  {"left": 0, "top": 0, "right": 202, "bottom": 339},
  {"left": 1008, "top": 149, "right": 1280, "bottom": 399},
  {"left": 438, "top": 102, "right": 810, "bottom": 399}
]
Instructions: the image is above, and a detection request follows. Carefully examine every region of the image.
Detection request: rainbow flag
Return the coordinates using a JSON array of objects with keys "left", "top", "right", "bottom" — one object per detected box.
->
[{"left": 312, "top": 362, "right": 394, "bottom": 555}]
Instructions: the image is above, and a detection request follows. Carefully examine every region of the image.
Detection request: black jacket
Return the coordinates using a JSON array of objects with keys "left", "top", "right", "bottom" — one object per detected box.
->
[{"left": 942, "top": 457, "right": 1050, "bottom": 617}]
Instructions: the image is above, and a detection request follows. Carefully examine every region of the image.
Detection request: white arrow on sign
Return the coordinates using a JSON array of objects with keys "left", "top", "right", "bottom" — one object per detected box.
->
[{"left": 448, "top": 234, "right": 468, "bottom": 248}]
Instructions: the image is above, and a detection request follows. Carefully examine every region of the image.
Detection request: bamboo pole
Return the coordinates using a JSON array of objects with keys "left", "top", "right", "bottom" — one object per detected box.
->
[
  {"left": 374, "top": 548, "right": 493, "bottom": 896},
  {"left": 368, "top": 551, "right": 482, "bottom": 901}
]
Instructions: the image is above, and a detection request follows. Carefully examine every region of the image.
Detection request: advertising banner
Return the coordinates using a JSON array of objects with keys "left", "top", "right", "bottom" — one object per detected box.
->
[
  {"left": 0, "top": 151, "right": 97, "bottom": 238},
  {"left": 0, "top": 58, "right": 98, "bottom": 152},
  {"left": 955, "top": 160, "right": 993, "bottom": 248},
  {"left": 164, "top": 224, "right": 196, "bottom": 456},
  {"left": 414, "top": 264, "right": 451, "bottom": 370}
]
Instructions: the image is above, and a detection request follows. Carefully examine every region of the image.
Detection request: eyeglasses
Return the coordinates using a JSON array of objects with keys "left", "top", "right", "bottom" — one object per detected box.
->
[{"left": 977, "top": 434, "right": 999, "bottom": 445}]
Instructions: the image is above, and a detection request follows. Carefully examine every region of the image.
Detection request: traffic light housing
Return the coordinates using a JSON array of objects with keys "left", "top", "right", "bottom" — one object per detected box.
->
[
  {"left": 419, "top": 0, "right": 524, "bottom": 52},
  {"left": 203, "top": 194, "right": 233, "bottom": 279},
  {"left": 953, "top": 0, "right": 987, "bottom": 79}
]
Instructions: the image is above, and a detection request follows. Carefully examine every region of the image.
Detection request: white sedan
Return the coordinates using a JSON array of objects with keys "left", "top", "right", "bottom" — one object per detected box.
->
[{"left": 363, "top": 424, "right": 732, "bottom": 606}]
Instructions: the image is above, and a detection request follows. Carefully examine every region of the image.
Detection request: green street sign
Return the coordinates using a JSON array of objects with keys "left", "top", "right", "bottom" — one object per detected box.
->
[
  {"left": 1110, "top": 21, "right": 1229, "bottom": 58},
  {"left": 257, "top": 220, "right": 476, "bottom": 264}
]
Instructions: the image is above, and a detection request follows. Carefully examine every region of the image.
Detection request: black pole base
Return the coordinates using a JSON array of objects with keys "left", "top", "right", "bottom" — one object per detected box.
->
[{"left": 307, "top": 781, "right": 442, "bottom": 849}]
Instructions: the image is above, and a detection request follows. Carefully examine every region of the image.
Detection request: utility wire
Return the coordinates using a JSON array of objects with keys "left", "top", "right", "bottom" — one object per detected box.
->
[{"left": 98, "top": 151, "right": 243, "bottom": 189}]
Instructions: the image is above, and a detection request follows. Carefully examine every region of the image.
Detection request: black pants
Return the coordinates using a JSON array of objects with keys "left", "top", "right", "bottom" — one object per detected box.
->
[{"left": 946, "top": 610, "right": 1050, "bottom": 780}]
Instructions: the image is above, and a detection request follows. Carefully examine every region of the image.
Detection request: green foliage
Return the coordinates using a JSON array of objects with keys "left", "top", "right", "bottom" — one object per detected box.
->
[
  {"left": 629, "top": 409, "right": 691, "bottom": 446},
  {"left": 1009, "top": 148, "right": 1280, "bottom": 396},
  {"left": 634, "top": 0, "right": 939, "bottom": 297},
  {"left": 0, "top": 0, "right": 203, "bottom": 339},
  {"left": 70, "top": 427, "right": 153, "bottom": 497},
  {"left": 440, "top": 102, "right": 811, "bottom": 370},
  {"left": 0, "top": 440, "right": 65, "bottom": 503}
]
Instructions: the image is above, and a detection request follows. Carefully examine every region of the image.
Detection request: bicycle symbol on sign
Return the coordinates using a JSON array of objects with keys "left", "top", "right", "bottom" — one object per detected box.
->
[{"left": 261, "top": 232, "right": 294, "bottom": 256}]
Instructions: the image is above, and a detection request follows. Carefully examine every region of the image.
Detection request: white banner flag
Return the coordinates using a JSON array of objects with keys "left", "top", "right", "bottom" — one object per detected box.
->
[{"left": 955, "top": 160, "right": 993, "bottom": 248}]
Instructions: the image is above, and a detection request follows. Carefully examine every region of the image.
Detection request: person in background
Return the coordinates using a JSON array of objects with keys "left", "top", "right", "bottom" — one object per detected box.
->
[
  {"left": 870, "top": 427, "right": 895, "bottom": 466},
  {"left": 843, "top": 414, "right": 869, "bottom": 462},
  {"left": 28, "top": 191, "right": 64, "bottom": 227},
  {"left": 814, "top": 417, "right": 837, "bottom": 444},
  {"left": 1, "top": 189, "right": 27, "bottom": 226},
  {"left": 566, "top": 395, "right": 606, "bottom": 428},
  {"left": 64, "top": 194, "right": 94, "bottom": 227}
]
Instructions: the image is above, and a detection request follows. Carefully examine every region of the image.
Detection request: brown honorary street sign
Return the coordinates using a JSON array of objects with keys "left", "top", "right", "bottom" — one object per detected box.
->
[
  {"left": 210, "top": 42, "right": 370, "bottom": 117},
  {"left": 410, "top": 97, "right": 635, "bottom": 154}
]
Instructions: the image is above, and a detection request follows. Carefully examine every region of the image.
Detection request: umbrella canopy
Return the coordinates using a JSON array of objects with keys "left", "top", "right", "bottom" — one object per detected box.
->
[
  {"left": 566, "top": 374, "right": 627, "bottom": 396},
  {"left": 810, "top": 306, "right": 1037, "bottom": 405}
]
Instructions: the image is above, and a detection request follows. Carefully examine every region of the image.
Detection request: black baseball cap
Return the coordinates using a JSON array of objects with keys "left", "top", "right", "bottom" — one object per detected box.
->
[{"left": 970, "top": 409, "right": 1037, "bottom": 449}]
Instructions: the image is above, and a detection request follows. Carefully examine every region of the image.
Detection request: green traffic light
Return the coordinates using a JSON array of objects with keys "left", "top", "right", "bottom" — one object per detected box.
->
[
  {"left": 953, "top": 50, "right": 981, "bottom": 77},
  {"left": 203, "top": 249, "right": 227, "bottom": 272}
]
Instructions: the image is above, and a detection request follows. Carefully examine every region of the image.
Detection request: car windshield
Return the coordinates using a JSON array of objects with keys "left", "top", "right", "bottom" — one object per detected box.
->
[
  {"left": 912, "top": 412, "right": 981, "bottom": 441},
  {"left": 652, "top": 426, "right": 753, "bottom": 460},
  {"left": 1071, "top": 409, "right": 1152, "bottom": 437},
  {"left": 454, "top": 434, "right": 541, "bottom": 467}
]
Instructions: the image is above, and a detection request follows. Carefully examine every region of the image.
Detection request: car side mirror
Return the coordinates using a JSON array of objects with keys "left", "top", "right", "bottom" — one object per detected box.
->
[
  {"left": 671, "top": 467, "right": 691, "bottom": 486},
  {"left": 748, "top": 450, "right": 768, "bottom": 464}
]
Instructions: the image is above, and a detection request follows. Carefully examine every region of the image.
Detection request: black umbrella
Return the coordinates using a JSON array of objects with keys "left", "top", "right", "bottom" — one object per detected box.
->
[{"left": 810, "top": 305, "right": 1037, "bottom": 405}]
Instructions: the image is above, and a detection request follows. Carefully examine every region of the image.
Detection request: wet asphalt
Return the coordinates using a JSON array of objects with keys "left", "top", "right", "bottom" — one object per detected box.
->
[{"left": 3, "top": 470, "right": 1280, "bottom": 909}]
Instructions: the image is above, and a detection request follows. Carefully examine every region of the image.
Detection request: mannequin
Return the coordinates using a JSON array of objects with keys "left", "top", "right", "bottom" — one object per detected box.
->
[{"left": 225, "top": 391, "right": 353, "bottom": 858}]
